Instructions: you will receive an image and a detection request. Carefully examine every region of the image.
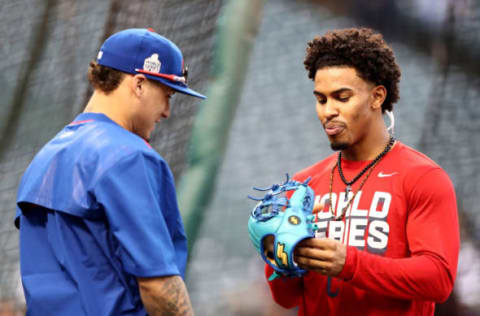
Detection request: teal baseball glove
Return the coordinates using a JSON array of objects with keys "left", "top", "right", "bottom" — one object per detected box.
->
[{"left": 248, "top": 175, "right": 317, "bottom": 281}]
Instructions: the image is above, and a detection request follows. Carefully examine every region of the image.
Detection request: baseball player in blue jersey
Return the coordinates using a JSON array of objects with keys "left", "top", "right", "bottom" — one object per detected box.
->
[{"left": 15, "top": 28, "right": 205, "bottom": 316}]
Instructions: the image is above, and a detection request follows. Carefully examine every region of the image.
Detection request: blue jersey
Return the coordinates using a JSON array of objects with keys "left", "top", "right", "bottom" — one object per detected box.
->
[{"left": 15, "top": 112, "right": 188, "bottom": 316}]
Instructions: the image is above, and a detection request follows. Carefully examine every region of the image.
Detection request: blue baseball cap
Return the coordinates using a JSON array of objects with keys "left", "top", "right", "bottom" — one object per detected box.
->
[{"left": 96, "top": 28, "right": 206, "bottom": 99}]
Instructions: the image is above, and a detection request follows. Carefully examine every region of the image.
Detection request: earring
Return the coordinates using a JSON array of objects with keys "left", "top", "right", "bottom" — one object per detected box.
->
[{"left": 386, "top": 111, "right": 395, "bottom": 134}]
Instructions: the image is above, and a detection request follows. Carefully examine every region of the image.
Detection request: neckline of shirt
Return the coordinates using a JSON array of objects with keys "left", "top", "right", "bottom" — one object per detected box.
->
[{"left": 339, "top": 141, "right": 402, "bottom": 169}]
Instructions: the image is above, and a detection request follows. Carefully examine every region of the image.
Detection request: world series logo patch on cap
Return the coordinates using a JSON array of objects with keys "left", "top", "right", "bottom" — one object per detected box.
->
[{"left": 143, "top": 54, "right": 161, "bottom": 73}]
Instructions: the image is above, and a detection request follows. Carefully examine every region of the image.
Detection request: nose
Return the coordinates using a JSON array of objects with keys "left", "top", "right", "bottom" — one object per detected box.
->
[{"left": 317, "top": 99, "right": 338, "bottom": 122}]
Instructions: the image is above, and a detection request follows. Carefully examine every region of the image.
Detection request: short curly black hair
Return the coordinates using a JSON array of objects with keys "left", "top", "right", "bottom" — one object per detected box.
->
[{"left": 304, "top": 27, "right": 401, "bottom": 113}]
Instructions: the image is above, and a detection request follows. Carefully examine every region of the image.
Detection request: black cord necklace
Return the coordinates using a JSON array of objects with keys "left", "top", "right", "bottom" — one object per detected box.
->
[{"left": 337, "top": 136, "right": 395, "bottom": 200}]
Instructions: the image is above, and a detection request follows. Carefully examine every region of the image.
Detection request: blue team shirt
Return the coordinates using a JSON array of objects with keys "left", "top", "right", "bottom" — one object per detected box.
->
[{"left": 15, "top": 112, "right": 188, "bottom": 316}]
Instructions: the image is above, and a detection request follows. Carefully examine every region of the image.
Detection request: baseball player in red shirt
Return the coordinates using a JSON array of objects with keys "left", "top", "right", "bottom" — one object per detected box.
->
[{"left": 262, "top": 27, "right": 459, "bottom": 316}]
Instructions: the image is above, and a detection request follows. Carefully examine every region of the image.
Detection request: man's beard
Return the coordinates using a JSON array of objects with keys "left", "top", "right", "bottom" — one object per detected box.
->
[{"left": 330, "top": 141, "right": 349, "bottom": 151}]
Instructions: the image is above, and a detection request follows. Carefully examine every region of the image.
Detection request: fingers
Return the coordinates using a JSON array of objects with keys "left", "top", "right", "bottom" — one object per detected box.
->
[
  {"left": 297, "top": 237, "right": 336, "bottom": 249},
  {"left": 293, "top": 240, "right": 333, "bottom": 273},
  {"left": 312, "top": 201, "right": 324, "bottom": 214},
  {"left": 262, "top": 235, "right": 275, "bottom": 259},
  {"left": 294, "top": 252, "right": 332, "bottom": 274},
  {"left": 295, "top": 245, "right": 333, "bottom": 261},
  {"left": 293, "top": 238, "right": 346, "bottom": 276}
]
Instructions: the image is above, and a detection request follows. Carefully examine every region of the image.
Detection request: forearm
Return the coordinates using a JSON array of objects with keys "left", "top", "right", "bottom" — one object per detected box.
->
[
  {"left": 339, "top": 246, "right": 455, "bottom": 302},
  {"left": 138, "top": 275, "right": 194, "bottom": 316}
]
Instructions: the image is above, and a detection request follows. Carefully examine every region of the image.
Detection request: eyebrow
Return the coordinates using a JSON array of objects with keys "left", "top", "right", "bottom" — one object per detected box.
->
[{"left": 313, "top": 88, "right": 353, "bottom": 96}]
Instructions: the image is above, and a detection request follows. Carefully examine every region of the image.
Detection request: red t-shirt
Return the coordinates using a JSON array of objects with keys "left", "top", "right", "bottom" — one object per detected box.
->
[{"left": 265, "top": 142, "right": 459, "bottom": 316}]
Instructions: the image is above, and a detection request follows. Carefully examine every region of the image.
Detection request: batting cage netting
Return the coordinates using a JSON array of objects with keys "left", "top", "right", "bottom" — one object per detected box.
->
[
  {"left": 1, "top": 0, "right": 480, "bottom": 315},
  {"left": 0, "top": 0, "right": 222, "bottom": 312},
  {"left": 185, "top": 0, "right": 480, "bottom": 315}
]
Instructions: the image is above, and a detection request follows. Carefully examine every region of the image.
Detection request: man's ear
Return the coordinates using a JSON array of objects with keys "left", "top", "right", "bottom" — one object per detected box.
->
[
  {"left": 131, "top": 74, "right": 147, "bottom": 97},
  {"left": 371, "top": 85, "right": 387, "bottom": 110}
]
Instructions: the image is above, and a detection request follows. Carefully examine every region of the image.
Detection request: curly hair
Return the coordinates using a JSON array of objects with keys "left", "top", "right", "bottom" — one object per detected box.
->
[
  {"left": 87, "top": 60, "right": 125, "bottom": 93},
  {"left": 304, "top": 27, "right": 401, "bottom": 112}
]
